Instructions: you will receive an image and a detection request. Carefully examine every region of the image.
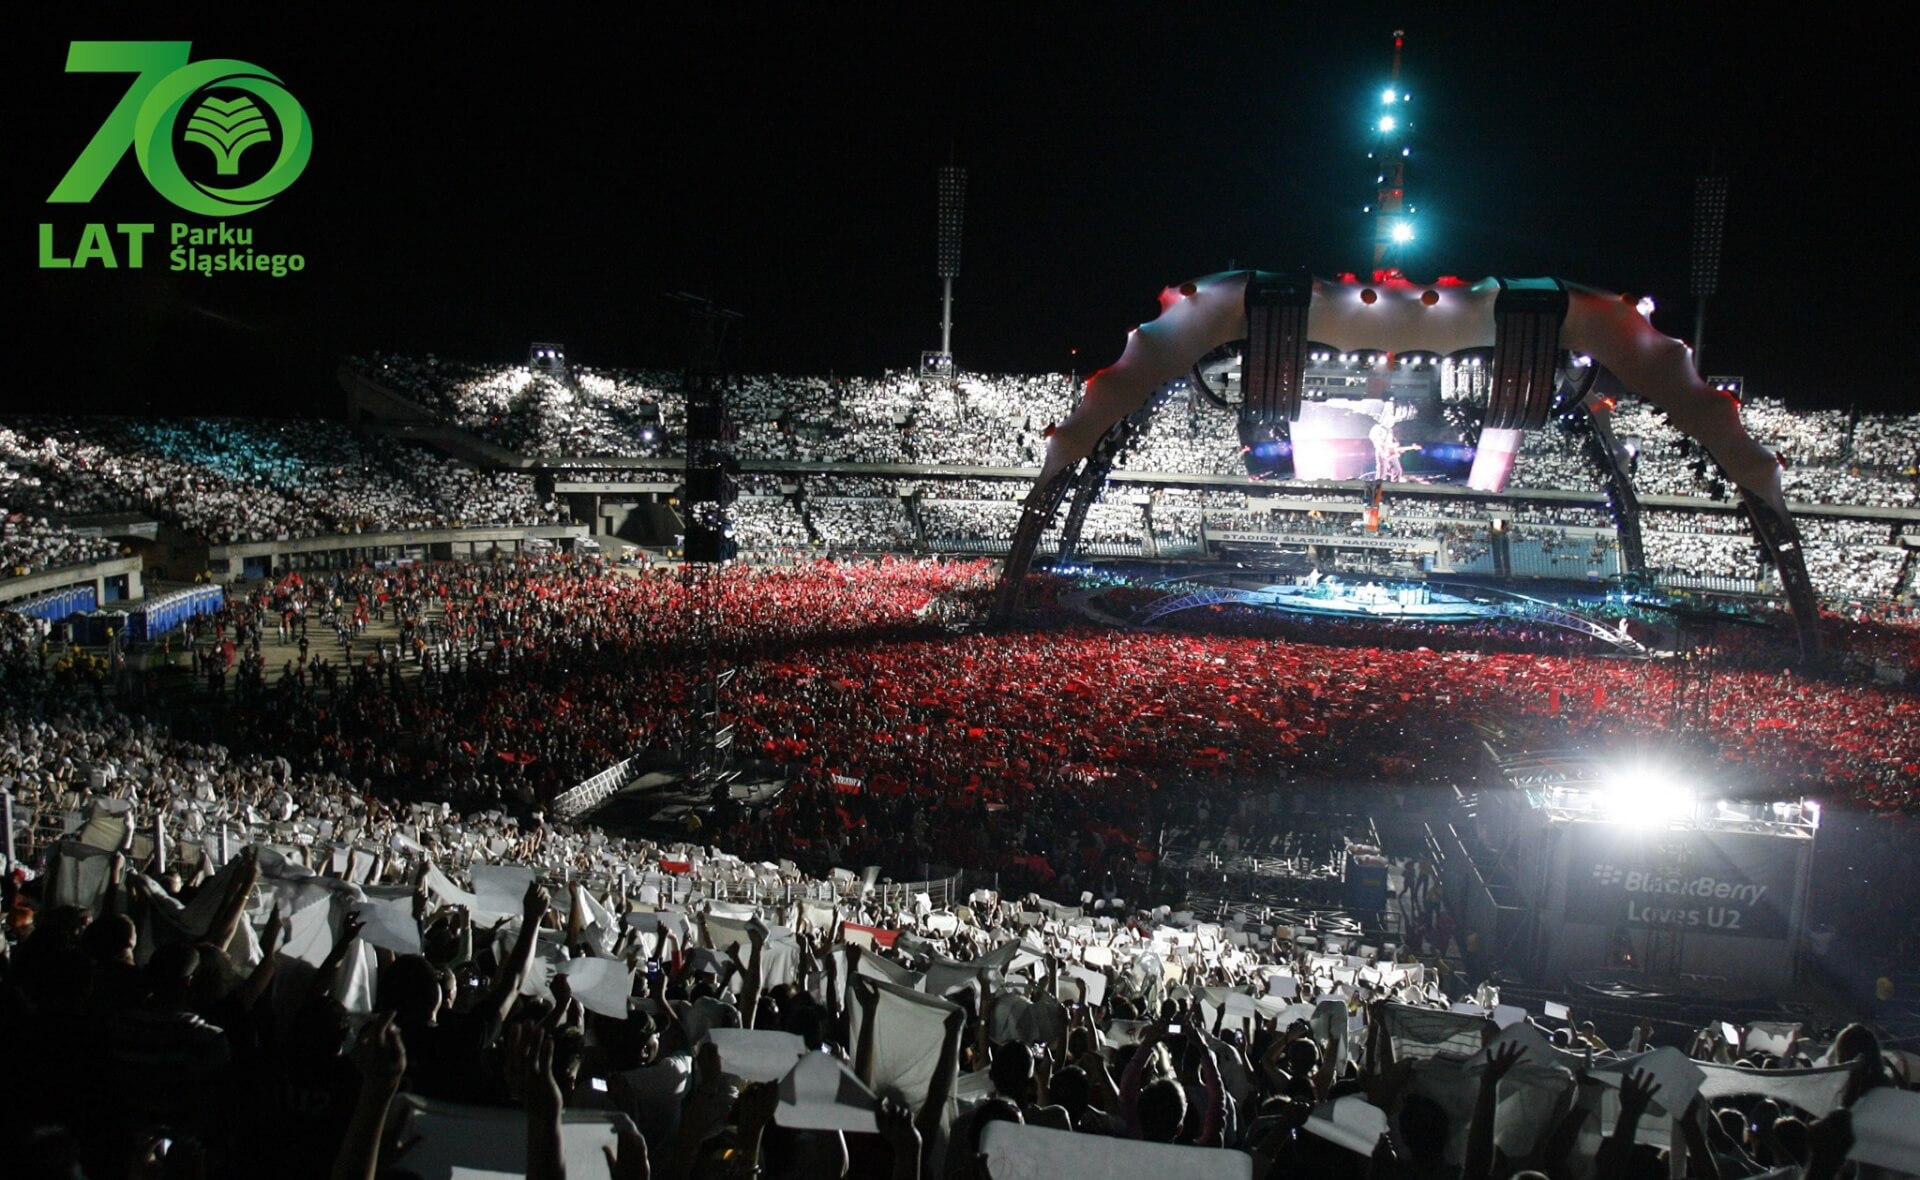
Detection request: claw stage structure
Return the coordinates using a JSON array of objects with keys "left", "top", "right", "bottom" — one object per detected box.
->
[{"left": 990, "top": 271, "right": 1821, "bottom": 661}]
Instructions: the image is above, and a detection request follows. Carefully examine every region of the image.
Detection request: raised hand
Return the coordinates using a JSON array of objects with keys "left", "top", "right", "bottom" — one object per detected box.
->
[
  {"left": 1484, "top": 1039, "right": 1526, "bottom": 1083},
  {"left": 736, "top": 1080, "right": 779, "bottom": 1142},
  {"left": 261, "top": 904, "right": 287, "bottom": 956},
  {"left": 602, "top": 1113, "right": 651, "bottom": 1180},
  {"left": 677, "top": 1041, "right": 737, "bottom": 1147},
  {"left": 351, "top": 1011, "right": 408, "bottom": 1087},
  {"left": 1365, "top": 1057, "right": 1415, "bottom": 1109},
  {"left": 877, "top": 1095, "right": 920, "bottom": 1152},
  {"left": 523, "top": 880, "right": 552, "bottom": 924},
  {"left": 506, "top": 1020, "right": 564, "bottom": 1120},
  {"left": 1618, "top": 1067, "right": 1663, "bottom": 1118}
]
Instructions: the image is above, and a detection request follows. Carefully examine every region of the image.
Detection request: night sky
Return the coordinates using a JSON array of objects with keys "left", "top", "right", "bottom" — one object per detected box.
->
[{"left": 7, "top": 7, "right": 1896, "bottom": 419}]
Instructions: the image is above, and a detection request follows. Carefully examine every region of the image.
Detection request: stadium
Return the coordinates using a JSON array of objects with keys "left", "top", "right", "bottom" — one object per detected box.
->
[{"left": 5, "top": 13, "right": 1915, "bottom": 1180}]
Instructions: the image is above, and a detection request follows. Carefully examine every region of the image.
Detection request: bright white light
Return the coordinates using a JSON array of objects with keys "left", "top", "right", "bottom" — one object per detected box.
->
[
  {"left": 1595, "top": 764, "right": 1696, "bottom": 827},
  {"left": 1636, "top": 295, "right": 1657, "bottom": 318},
  {"left": 1383, "top": 87, "right": 1398, "bottom": 104},
  {"left": 1379, "top": 116, "right": 1397, "bottom": 133},
  {"left": 1391, "top": 222, "right": 1415, "bottom": 243}
]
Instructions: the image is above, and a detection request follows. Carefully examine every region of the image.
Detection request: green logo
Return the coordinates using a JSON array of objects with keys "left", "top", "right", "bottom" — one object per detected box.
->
[
  {"left": 184, "top": 95, "right": 271, "bottom": 176},
  {"left": 48, "top": 41, "right": 312, "bottom": 216}
]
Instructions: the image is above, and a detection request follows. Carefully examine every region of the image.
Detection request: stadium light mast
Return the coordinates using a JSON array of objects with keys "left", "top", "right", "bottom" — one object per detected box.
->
[
  {"left": 924, "top": 159, "right": 966, "bottom": 379},
  {"left": 1689, "top": 173, "right": 1729, "bottom": 375},
  {"left": 1368, "top": 30, "right": 1416, "bottom": 276}
]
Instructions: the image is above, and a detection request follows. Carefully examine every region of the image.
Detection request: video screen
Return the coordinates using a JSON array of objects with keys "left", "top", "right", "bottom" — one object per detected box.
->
[{"left": 1243, "top": 352, "right": 1496, "bottom": 486}]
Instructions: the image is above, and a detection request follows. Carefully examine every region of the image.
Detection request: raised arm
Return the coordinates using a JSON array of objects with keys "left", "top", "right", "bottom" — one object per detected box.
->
[
  {"left": 1463, "top": 1041, "right": 1524, "bottom": 1180},
  {"left": 207, "top": 846, "right": 262, "bottom": 953},
  {"left": 311, "top": 914, "right": 367, "bottom": 1003},
  {"left": 506, "top": 1021, "right": 566, "bottom": 1180},
  {"left": 233, "top": 904, "right": 286, "bottom": 1009},
  {"left": 331, "top": 1013, "right": 407, "bottom": 1180},
  {"left": 738, "top": 921, "right": 767, "bottom": 1028},
  {"left": 487, "top": 881, "right": 553, "bottom": 1028},
  {"left": 1594, "top": 1067, "right": 1662, "bottom": 1178},
  {"left": 877, "top": 1097, "right": 922, "bottom": 1180},
  {"left": 911, "top": 1003, "right": 967, "bottom": 1155}
]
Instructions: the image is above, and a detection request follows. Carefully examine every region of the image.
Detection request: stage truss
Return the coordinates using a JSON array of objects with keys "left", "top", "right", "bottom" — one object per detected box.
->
[{"left": 993, "top": 271, "right": 1821, "bottom": 662}]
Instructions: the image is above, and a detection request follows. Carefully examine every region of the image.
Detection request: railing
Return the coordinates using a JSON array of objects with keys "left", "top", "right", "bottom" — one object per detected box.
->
[
  {"left": 551, "top": 755, "right": 641, "bottom": 820},
  {"left": 680, "top": 869, "right": 969, "bottom": 911},
  {"left": 0, "top": 555, "right": 143, "bottom": 605},
  {"left": 1655, "top": 573, "right": 1770, "bottom": 596},
  {"left": 208, "top": 523, "right": 588, "bottom": 562}
]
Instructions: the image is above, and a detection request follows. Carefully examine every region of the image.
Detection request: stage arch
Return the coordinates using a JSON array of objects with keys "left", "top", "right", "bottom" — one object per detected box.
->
[{"left": 991, "top": 271, "right": 1819, "bottom": 660}]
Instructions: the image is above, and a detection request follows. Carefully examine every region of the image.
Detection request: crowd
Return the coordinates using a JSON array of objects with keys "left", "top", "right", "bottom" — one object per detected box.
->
[
  {"left": 342, "top": 351, "right": 1920, "bottom": 607},
  {"left": 353, "top": 355, "right": 1081, "bottom": 470},
  {"left": 1503, "top": 532, "right": 1619, "bottom": 580},
  {"left": 1045, "top": 494, "right": 1146, "bottom": 550},
  {"left": 808, "top": 498, "right": 919, "bottom": 553},
  {"left": 5, "top": 556, "right": 1919, "bottom": 1178},
  {"left": 1148, "top": 491, "right": 1206, "bottom": 552},
  {"left": 1513, "top": 426, "right": 1594, "bottom": 493},
  {"left": 731, "top": 497, "right": 812, "bottom": 559},
  {"left": 1114, "top": 403, "right": 1247, "bottom": 477},
  {"left": 1798, "top": 521, "right": 1910, "bottom": 605},
  {"left": 1, "top": 509, "right": 121, "bottom": 579},
  {"left": 918, "top": 505, "right": 1026, "bottom": 552},
  {"left": 18, "top": 556, "right": 1920, "bottom": 848},
  {"left": 8, "top": 351, "right": 1920, "bottom": 1173},
  {"left": 355, "top": 352, "right": 1920, "bottom": 518},
  {"left": 3, "top": 444, "right": 125, "bottom": 576},
  {"left": 0, "top": 418, "right": 566, "bottom": 546}
]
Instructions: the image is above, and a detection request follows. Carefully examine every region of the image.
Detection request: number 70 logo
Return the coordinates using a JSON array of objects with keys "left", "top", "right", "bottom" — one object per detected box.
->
[{"left": 48, "top": 41, "right": 312, "bottom": 216}]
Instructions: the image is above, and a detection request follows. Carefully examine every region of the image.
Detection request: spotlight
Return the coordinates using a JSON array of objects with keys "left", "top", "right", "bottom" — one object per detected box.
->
[{"left": 1595, "top": 763, "right": 1697, "bottom": 828}]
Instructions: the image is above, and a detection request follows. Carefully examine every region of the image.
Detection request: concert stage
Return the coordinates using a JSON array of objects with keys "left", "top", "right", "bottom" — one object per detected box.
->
[
  {"left": 1202, "top": 576, "right": 1495, "bottom": 623},
  {"left": 1100, "top": 571, "right": 1649, "bottom": 653}
]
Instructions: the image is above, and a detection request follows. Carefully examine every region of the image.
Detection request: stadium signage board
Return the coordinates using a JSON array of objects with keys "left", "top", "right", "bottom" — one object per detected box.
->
[
  {"left": 1563, "top": 824, "right": 1797, "bottom": 940},
  {"left": 1211, "top": 531, "right": 1438, "bottom": 553},
  {"left": 39, "top": 41, "right": 310, "bottom": 277}
]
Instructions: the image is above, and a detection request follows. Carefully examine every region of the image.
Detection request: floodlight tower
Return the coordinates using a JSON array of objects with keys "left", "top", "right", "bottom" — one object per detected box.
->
[
  {"left": 1368, "top": 30, "right": 1416, "bottom": 275},
  {"left": 1689, "top": 174, "right": 1729, "bottom": 375},
  {"left": 924, "top": 161, "right": 966, "bottom": 378}
]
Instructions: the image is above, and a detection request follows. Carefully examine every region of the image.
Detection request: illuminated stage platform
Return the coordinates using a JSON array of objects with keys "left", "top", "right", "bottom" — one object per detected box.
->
[
  {"left": 1199, "top": 576, "right": 1496, "bottom": 623},
  {"left": 1103, "top": 571, "right": 1649, "bottom": 653}
]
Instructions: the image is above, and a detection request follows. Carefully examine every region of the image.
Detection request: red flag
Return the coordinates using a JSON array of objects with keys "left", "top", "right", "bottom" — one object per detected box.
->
[{"left": 841, "top": 922, "right": 900, "bottom": 949}]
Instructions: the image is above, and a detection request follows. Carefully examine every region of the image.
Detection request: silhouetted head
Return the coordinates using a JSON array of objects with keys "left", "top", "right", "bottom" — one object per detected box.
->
[{"left": 1139, "top": 1077, "right": 1187, "bottom": 1143}]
